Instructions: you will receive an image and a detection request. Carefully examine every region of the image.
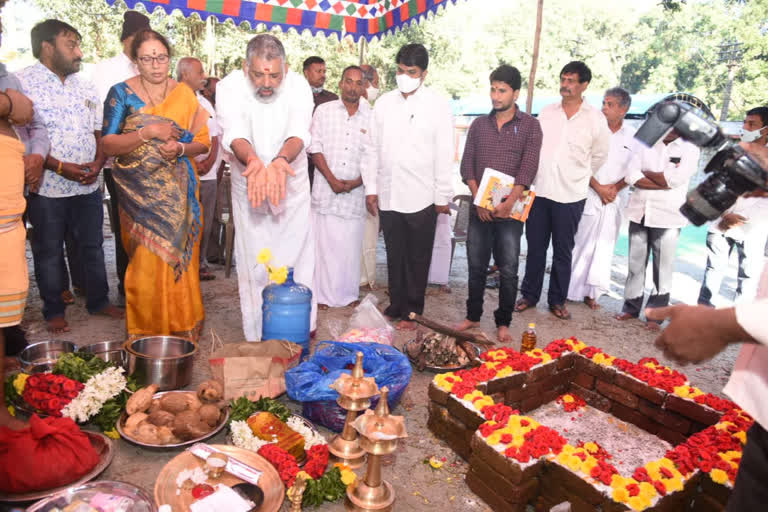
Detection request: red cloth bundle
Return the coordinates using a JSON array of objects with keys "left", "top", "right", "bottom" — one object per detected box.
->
[{"left": 0, "top": 415, "right": 100, "bottom": 493}]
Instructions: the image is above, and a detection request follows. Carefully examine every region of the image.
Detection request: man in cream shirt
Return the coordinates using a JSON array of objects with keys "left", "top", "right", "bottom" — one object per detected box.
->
[
  {"left": 362, "top": 43, "right": 453, "bottom": 330},
  {"left": 215, "top": 34, "right": 316, "bottom": 341},
  {"left": 516, "top": 61, "right": 610, "bottom": 320}
]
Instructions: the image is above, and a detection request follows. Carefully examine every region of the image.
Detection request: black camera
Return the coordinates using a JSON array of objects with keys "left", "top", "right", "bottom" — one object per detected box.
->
[{"left": 634, "top": 101, "right": 768, "bottom": 226}]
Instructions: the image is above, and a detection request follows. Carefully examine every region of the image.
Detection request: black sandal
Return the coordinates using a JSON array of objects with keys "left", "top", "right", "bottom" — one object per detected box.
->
[
  {"left": 514, "top": 298, "right": 535, "bottom": 312},
  {"left": 549, "top": 304, "right": 572, "bottom": 320}
]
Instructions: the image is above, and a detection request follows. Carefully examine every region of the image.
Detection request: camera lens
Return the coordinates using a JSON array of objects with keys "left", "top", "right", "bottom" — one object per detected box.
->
[{"left": 680, "top": 174, "right": 741, "bottom": 226}]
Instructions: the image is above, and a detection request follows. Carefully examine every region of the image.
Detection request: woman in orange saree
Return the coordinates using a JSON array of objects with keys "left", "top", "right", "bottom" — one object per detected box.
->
[{"left": 101, "top": 30, "right": 210, "bottom": 341}]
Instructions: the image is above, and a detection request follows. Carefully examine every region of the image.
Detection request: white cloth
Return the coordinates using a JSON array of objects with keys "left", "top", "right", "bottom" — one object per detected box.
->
[
  {"left": 309, "top": 99, "right": 370, "bottom": 219},
  {"left": 709, "top": 196, "right": 768, "bottom": 242},
  {"left": 195, "top": 94, "right": 222, "bottom": 181},
  {"left": 725, "top": 263, "right": 768, "bottom": 429},
  {"left": 625, "top": 137, "right": 701, "bottom": 228},
  {"left": 90, "top": 52, "right": 137, "bottom": 103},
  {"left": 216, "top": 68, "right": 316, "bottom": 341},
  {"left": 313, "top": 211, "right": 364, "bottom": 307},
  {"left": 533, "top": 100, "right": 611, "bottom": 203},
  {"left": 361, "top": 85, "right": 454, "bottom": 213},
  {"left": 428, "top": 213, "right": 452, "bottom": 285},
  {"left": 360, "top": 212, "right": 379, "bottom": 287}
]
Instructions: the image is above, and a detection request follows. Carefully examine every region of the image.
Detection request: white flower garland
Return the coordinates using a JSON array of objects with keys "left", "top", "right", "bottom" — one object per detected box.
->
[
  {"left": 230, "top": 416, "right": 327, "bottom": 452},
  {"left": 61, "top": 367, "right": 127, "bottom": 423}
]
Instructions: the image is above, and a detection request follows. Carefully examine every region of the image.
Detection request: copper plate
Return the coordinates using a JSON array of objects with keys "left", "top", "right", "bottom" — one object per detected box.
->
[
  {"left": 0, "top": 431, "right": 115, "bottom": 502},
  {"left": 117, "top": 391, "right": 229, "bottom": 448},
  {"left": 402, "top": 339, "right": 481, "bottom": 372},
  {"left": 154, "top": 444, "right": 284, "bottom": 511}
]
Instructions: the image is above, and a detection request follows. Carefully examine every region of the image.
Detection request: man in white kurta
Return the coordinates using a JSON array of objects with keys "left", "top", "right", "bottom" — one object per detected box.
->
[
  {"left": 568, "top": 88, "right": 640, "bottom": 307},
  {"left": 216, "top": 35, "right": 316, "bottom": 341},
  {"left": 309, "top": 66, "right": 370, "bottom": 308}
]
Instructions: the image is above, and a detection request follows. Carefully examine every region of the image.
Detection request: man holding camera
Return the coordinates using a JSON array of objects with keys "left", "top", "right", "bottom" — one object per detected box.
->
[
  {"left": 648, "top": 141, "right": 768, "bottom": 511},
  {"left": 616, "top": 128, "right": 700, "bottom": 329}
]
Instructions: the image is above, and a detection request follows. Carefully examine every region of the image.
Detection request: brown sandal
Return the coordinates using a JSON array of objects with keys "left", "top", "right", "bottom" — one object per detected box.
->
[
  {"left": 514, "top": 298, "right": 535, "bottom": 312},
  {"left": 549, "top": 304, "right": 572, "bottom": 320}
]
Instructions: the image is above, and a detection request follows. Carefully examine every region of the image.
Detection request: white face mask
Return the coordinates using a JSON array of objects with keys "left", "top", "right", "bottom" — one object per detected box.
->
[
  {"left": 396, "top": 73, "right": 422, "bottom": 94},
  {"left": 740, "top": 126, "right": 766, "bottom": 143},
  {"left": 366, "top": 85, "right": 379, "bottom": 102}
]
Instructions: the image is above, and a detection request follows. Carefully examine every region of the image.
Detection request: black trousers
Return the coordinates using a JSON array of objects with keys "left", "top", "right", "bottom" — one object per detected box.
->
[
  {"left": 379, "top": 205, "right": 438, "bottom": 320},
  {"left": 727, "top": 422, "right": 768, "bottom": 511},
  {"left": 104, "top": 168, "right": 127, "bottom": 296}
]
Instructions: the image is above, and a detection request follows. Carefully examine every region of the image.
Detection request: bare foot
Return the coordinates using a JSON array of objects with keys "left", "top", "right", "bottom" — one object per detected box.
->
[
  {"left": 497, "top": 325, "right": 513, "bottom": 344},
  {"left": 396, "top": 320, "right": 417, "bottom": 331},
  {"left": 584, "top": 297, "right": 600, "bottom": 310},
  {"left": 94, "top": 304, "right": 125, "bottom": 319},
  {"left": 347, "top": 300, "right": 360, "bottom": 308},
  {"left": 46, "top": 316, "right": 70, "bottom": 333},
  {"left": 615, "top": 313, "right": 636, "bottom": 321},
  {"left": 645, "top": 322, "right": 661, "bottom": 331},
  {"left": 318, "top": 304, "right": 329, "bottom": 311},
  {"left": 438, "top": 285, "right": 451, "bottom": 294},
  {"left": 454, "top": 319, "right": 480, "bottom": 331}
]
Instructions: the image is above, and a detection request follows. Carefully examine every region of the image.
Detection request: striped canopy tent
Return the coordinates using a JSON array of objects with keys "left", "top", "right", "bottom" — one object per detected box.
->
[{"left": 107, "top": 0, "right": 464, "bottom": 41}]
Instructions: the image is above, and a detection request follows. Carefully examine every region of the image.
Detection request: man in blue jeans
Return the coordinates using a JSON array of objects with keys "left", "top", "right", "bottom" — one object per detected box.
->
[
  {"left": 455, "top": 65, "right": 542, "bottom": 343},
  {"left": 18, "top": 19, "right": 122, "bottom": 333}
]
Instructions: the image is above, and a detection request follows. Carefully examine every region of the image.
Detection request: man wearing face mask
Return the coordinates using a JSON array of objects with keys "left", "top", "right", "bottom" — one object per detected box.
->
[
  {"left": 697, "top": 106, "right": 768, "bottom": 308},
  {"left": 359, "top": 63, "right": 380, "bottom": 290},
  {"left": 361, "top": 43, "right": 454, "bottom": 330},
  {"left": 216, "top": 34, "right": 316, "bottom": 341},
  {"left": 360, "top": 64, "right": 380, "bottom": 104}
]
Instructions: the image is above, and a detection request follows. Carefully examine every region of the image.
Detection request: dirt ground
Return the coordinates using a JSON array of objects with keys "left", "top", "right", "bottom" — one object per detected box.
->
[{"left": 10, "top": 227, "right": 741, "bottom": 512}]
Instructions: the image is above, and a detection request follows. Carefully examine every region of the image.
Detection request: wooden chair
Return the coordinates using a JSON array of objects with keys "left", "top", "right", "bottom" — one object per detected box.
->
[{"left": 449, "top": 194, "right": 472, "bottom": 274}]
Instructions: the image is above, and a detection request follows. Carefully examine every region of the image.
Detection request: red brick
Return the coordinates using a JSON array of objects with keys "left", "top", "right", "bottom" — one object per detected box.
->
[
  {"left": 427, "top": 410, "right": 473, "bottom": 461},
  {"left": 469, "top": 455, "right": 539, "bottom": 503},
  {"left": 574, "top": 355, "right": 616, "bottom": 383},
  {"left": 523, "top": 368, "right": 575, "bottom": 400},
  {"left": 656, "top": 424, "right": 688, "bottom": 446},
  {"left": 470, "top": 433, "right": 544, "bottom": 485},
  {"left": 614, "top": 372, "right": 667, "bottom": 405},
  {"left": 506, "top": 385, "right": 530, "bottom": 404},
  {"left": 596, "top": 379, "right": 640, "bottom": 409},
  {"left": 601, "top": 499, "right": 630, "bottom": 511},
  {"left": 428, "top": 382, "right": 450, "bottom": 406},
  {"left": 572, "top": 372, "right": 595, "bottom": 390},
  {"left": 546, "top": 462, "right": 604, "bottom": 506},
  {"left": 691, "top": 494, "right": 726, "bottom": 512},
  {"left": 569, "top": 383, "right": 612, "bottom": 412},
  {"left": 638, "top": 399, "right": 691, "bottom": 434},
  {"left": 465, "top": 469, "right": 528, "bottom": 512},
  {"left": 701, "top": 474, "right": 732, "bottom": 505},
  {"left": 486, "top": 371, "right": 526, "bottom": 395},
  {"left": 521, "top": 393, "right": 545, "bottom": 413},
  {"left": 690, "top": 421, "right": 711, "bottom": 436},
  {"left": 557, "top": 352, "right": 576, "bottom": 370},
  {"left": 526, "top": 361, "right": 557, "bottom": 383},
  {"left": 611, "top": 402, "right": 660, "bottom": 434},
  {"left": 664, "top": 395, "right": 721, "bottom": 426},
  {"left": 446, "top": 393, "right": 486, "bottom": 430}
]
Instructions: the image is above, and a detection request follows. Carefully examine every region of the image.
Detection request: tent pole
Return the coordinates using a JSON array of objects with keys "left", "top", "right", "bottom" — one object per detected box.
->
[
  {"left": 526, "top": 0, "right": 543, "bottom": 114},
  {"left": 359, "top": 38, "right": 367, "bottom": 65}
]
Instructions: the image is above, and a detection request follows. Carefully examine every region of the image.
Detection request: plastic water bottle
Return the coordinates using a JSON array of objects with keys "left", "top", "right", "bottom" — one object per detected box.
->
[
  {"left": 262, "top": 267, "right": 312, "bottom": 358},
  {"left": 521, "top": 323, "right": 537, "bottom": 352}
]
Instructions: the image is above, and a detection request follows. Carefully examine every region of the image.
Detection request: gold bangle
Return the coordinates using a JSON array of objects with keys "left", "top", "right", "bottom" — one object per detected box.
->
[{"left": 56, "top": 161, "right": 63, "bottom": 175}]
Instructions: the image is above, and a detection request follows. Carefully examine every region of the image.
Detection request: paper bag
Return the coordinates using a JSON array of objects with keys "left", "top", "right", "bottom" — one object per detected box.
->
[{"left": 208, "top": 337, "right": 302, "bottom": 400}]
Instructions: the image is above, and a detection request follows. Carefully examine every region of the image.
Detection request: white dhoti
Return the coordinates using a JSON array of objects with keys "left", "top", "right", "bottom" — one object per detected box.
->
[
  {"left": 568, "top": 200, "right": 623, "bottom": 301},
  {"left": 314, "top": 211, "right": 364, "bottom": 307},
  {"left": 231, "top": 160, "right": 317, "bottom": 341},
  {"left": 428, "top": 212, "right": 453, "bottom": 285},
  {"left": 360, "top": 212, "right": 379, "bottom": 287}
]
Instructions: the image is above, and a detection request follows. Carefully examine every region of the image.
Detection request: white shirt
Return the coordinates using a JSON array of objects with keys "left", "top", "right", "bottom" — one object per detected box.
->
[
  {"left": 195, "top": 94, "right": 222, "bottom": 181},
  {"left": 361, "top": 85, "right": 454, "bottom": 213},
  {"left": 725, "top": 264, "right": 768, "bottom": 429},
  {"left": 533, "top": 100, "right": 611, "bottom": 203},
  {"left": 308, "top": 99, "right": 370, "bottom": 219},
  {"left": 583, "top": 123, "right": 640, "bottom": 216},
  {"left": 708, "top": 196, "right": 768, "bottom": 242},
  {"left": 90, "top": 52, "right": 137, "bottom": 104},
  {"left": 624, "top": 137, "right": 701, "bottom": 229}
]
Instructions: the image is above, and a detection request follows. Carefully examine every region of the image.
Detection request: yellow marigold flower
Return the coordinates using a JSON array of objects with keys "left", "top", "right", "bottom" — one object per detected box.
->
[
  {"left": 638, "top": 482, "right": 657, "bottom": 500},
  {"left": 13, "top": 373, "right": 29, "bottom": 395},
  {"left": 474, "top": 397, "right": 494, "bottom": 411},
  {"left": 428, "top": 457, "right": 444, "bottom": 469},
  {"left": 486, "top": 432, "right": 502, "bottom": 446},
  {"left": 257, "top": 248, "right": 272, "bottom": 264},
  {"left": 612, "top": 487, "right": 630, "bottom": 503},
  {"left": 710, "top": 469, "right": 729, "bottom": 485},
  {"left": 735, "top": 431, "right": 747, "bottom": 444},
  {"left": 334, "top": 463, "right": 352, "bottom": 472},
  {"left": 658, "top": 457, "right": 675, "bottom": 471},
  {"left": 495, "top": 366, "right": 515, "bottom": 378},
  {"left": 7, "top": 405, "right": 15, "bottom": 417},
  {"left": 560, "top": 444, "right": 576, "bottom": 455},
  {"left": 610, "top": 474, "right": 630, "bottom": 489},
  {"left": 583, "top": 442, "right": 599, "bottom": 454},
  {"left": 628, "top": 495, "right": 651, "bottom": 511},
  {"left": 722, "top": 450, "right": 741, "bottom": 461},
  {"left": 581, "top": 459, "right": 598, "bottom": 476},
  {"left": 566, "top": 455, "right": 583, "bottom": 472},
  {"left": 665, "top": 477, "right": 683, "bottom": 492},
  {"left": 562, "top": 394, "right": 575, "bottom": 403},
  {"left": 340, "top": 469, "right": 356, "bottom": 486},
  {"left": 593, "top": 353, "right": 615, "bottom": 366},
  {"left": 296, "top": 471, "right": 313, "bottom": 481},
  {"left": 104, "top": 428, "right": 120, "bottom": 439}
]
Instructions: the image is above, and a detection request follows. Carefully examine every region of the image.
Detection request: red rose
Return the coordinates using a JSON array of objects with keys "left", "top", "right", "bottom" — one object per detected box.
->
[
  {"left": 62, "top": 380, "right": 77, "bottom": 392},
  {"left": 49, "top": 383, "right": 62, "bottom": 395},
  {"left": 48, "top": 398, "right": 61, "bottom": 411}
]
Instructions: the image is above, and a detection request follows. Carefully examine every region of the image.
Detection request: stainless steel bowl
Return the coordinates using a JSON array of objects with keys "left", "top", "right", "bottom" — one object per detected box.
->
[
  {"left": 81, "top": 340, "right": 128, "bottom": 369},
  {"left": 19, "top": 340, "right": 78, "bottom": 373},
  {"left": 124, "top": 336, "right": 196, "bottom": 391}
]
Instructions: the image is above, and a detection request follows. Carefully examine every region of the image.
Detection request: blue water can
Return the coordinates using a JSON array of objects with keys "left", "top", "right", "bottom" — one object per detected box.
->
[{"left": 262, "top": 267, "right": 312, "bottom": 357}]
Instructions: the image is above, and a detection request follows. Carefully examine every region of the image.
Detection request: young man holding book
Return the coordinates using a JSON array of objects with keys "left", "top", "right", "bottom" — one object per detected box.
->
[{"left": 456, "top": 65, "right": 543, "bottom": 343}]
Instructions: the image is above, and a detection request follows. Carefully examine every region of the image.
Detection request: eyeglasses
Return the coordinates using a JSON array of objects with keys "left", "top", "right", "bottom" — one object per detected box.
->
[{"left": 138, "top": 55, "right": 170, "bottom": 65}]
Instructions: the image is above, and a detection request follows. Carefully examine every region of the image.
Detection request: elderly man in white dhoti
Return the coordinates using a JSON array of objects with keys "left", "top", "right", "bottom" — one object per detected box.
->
[
  {"left": 216, "top": 34, "right": 316, "bottom": 340},
  {"left": 567, "top": 87, "right": 640, "bottom": 309}
]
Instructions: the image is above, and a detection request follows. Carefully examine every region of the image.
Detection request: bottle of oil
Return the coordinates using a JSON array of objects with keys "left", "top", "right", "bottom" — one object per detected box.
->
[{"left": 521, "top": 323, "right": 537, "bottom": 352}]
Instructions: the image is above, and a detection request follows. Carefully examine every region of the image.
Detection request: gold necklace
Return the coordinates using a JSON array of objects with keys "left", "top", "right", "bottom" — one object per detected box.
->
[{"left": 139, "top": 76, "right": 169, "bottom": 107}]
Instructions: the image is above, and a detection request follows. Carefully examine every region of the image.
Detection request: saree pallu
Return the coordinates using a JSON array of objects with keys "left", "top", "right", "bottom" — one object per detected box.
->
[
  {"left": 0, "top": 135, "right": 28, "bottom": 327},
  {"left": 113, "top": 85, "right": 209, "bottom": 341}
]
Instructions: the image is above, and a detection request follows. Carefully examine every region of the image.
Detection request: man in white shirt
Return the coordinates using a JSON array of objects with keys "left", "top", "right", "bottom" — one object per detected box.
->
[
  {"left": 177, "top": 57, "right": 221, "bottom": 282},
  {"left": 359, "top": 64, "right": 380, "bottom": 290},
  {"left": 646, "top": 139, "right": 768, "bottom": 511},
  {"left": 309, "top": 66, "right": 370, "bottom": 308},
  {"left": 90, "top": 10, "right": 150, "bottom": 303},
  {"left": 362, "top": 43, "right": 454, "bottom": 330},
  {"left": 516, "top": 61, "right": 611, "bottom": 320},
  {"left": 698, "top": 107, "right": 768, "bottom": 308},
  {"left": 568, "top": 87, "right": 639, "bottom": 308},
  {"left": 216, "top": 34, "right": 316, "bottom": 341},
  {"left": 617, "top": 127, "right": 700, "bottom": 328}
]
